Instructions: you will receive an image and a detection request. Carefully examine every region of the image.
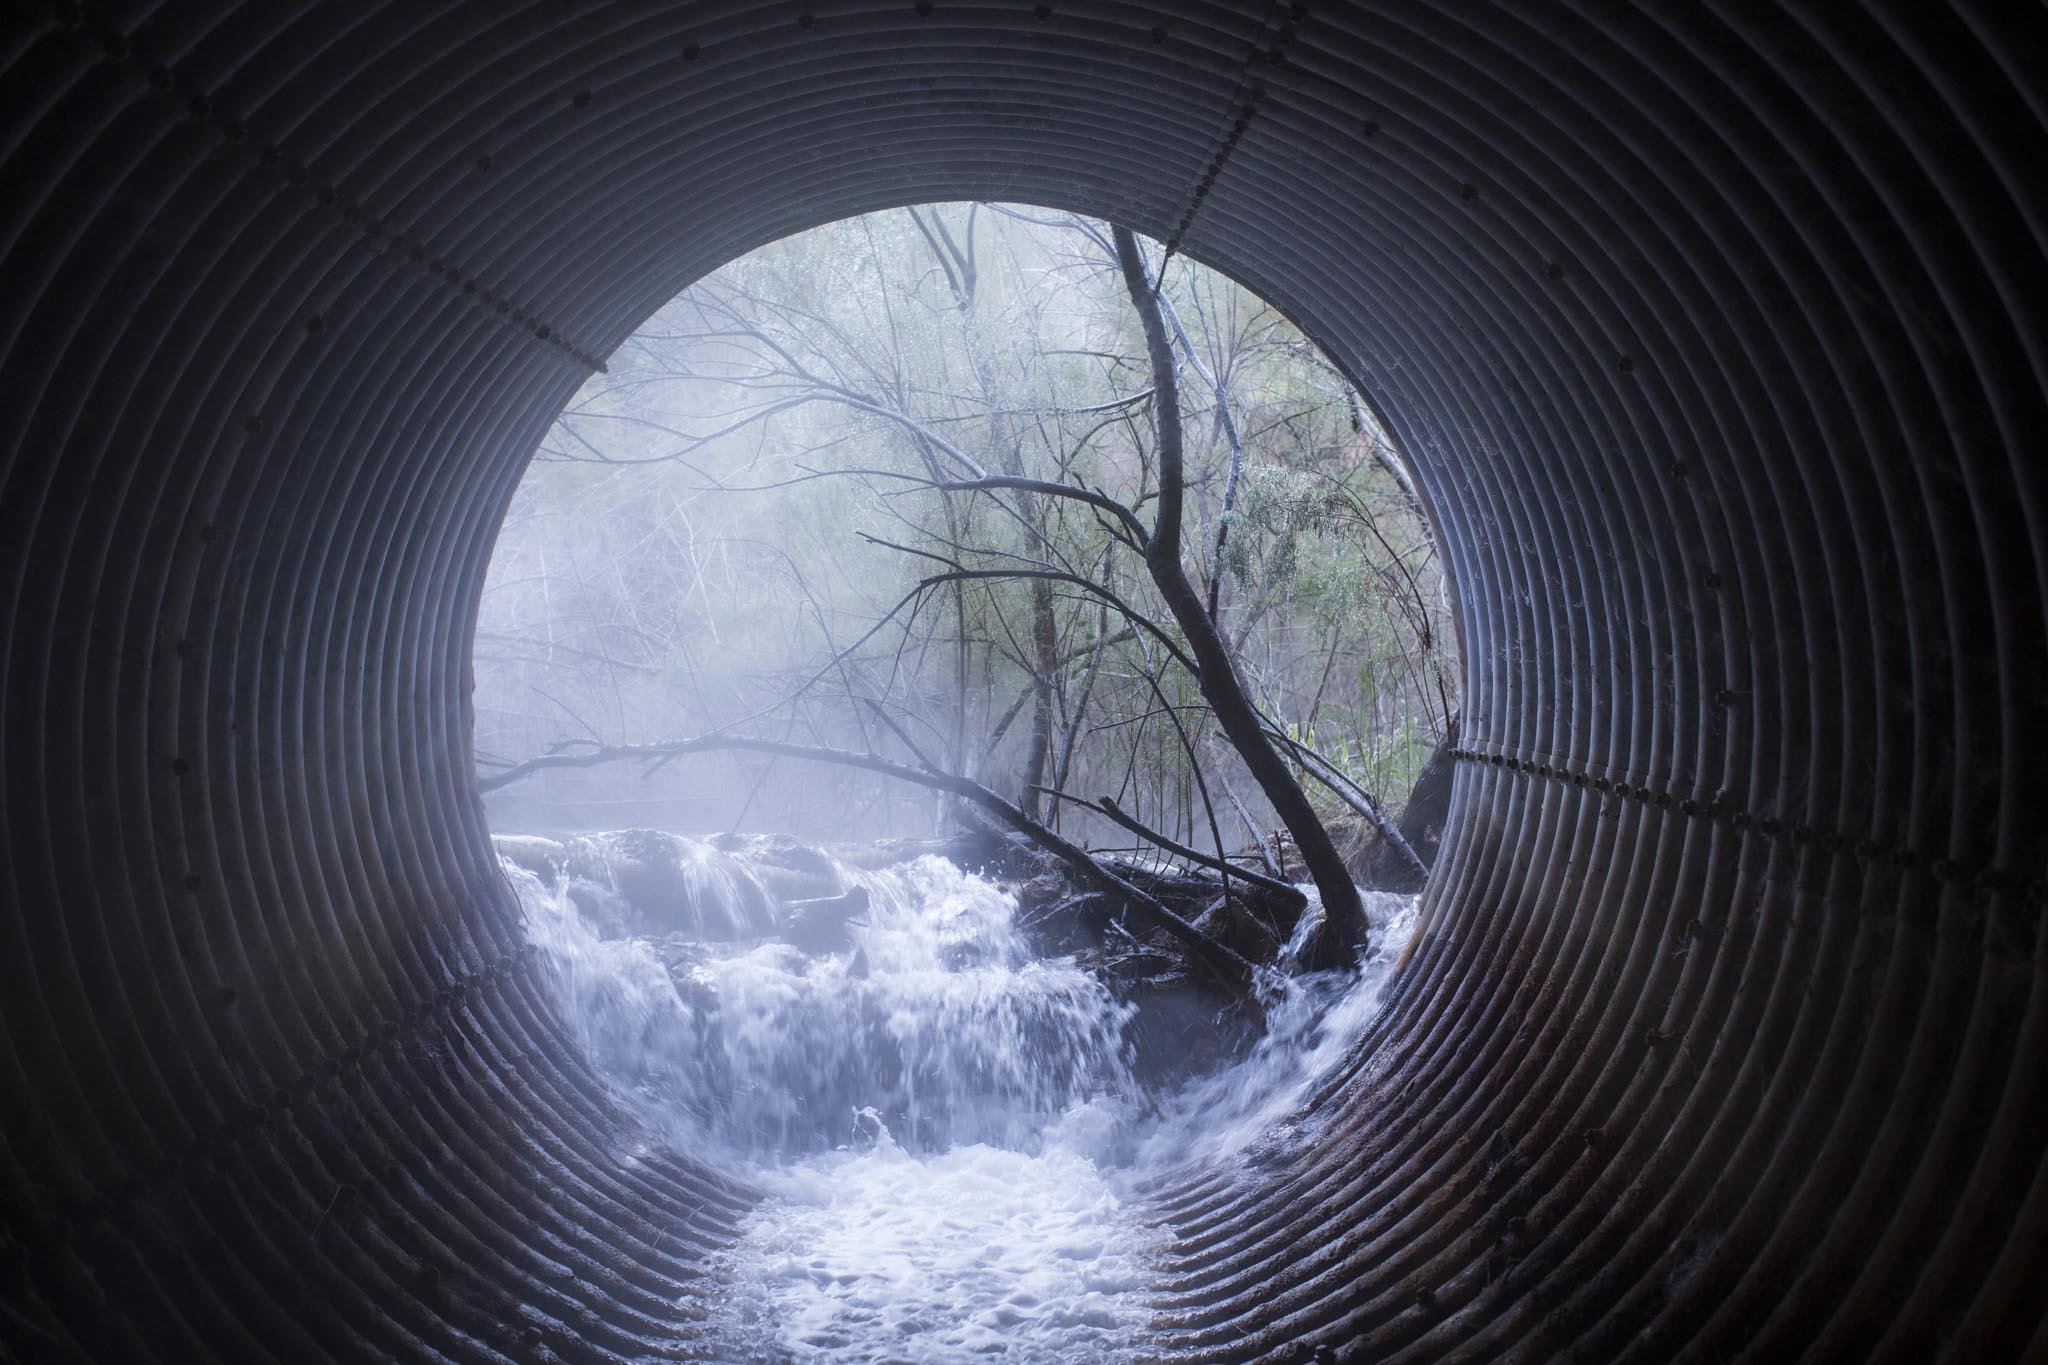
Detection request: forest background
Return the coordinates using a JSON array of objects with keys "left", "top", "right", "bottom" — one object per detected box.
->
[{"left": 472, "top": 204, "right": 1456, "bottom": 876}]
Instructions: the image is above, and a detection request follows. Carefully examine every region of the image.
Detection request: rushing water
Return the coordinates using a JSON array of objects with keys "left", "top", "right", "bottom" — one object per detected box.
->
[{"left": 500, "top": 831, "right": 1416, "bottom": 1362}]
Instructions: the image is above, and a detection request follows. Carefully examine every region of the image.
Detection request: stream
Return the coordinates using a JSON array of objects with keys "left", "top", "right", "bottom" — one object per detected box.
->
[{"left": 499, "top": 832, "right": 1416, "bottom": 1361}]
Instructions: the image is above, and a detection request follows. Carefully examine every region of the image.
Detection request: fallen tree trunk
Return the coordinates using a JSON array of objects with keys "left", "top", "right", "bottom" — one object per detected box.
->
[{"left": 1032, "top": 786, "right": 1307, "bottom": 907}]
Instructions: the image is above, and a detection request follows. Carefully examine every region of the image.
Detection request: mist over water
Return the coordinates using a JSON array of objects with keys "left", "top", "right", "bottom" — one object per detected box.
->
[{"left": 502, "top": 836, "right": 1416, "bottom": 1361}]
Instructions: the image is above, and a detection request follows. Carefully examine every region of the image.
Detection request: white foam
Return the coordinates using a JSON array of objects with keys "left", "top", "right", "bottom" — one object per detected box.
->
[
  {"left": 686, "top": 1115, "right": 1153, "bottom": 1361},
  {"left": 501, "top": 839, "right": 1416, "bottom": 1360}
]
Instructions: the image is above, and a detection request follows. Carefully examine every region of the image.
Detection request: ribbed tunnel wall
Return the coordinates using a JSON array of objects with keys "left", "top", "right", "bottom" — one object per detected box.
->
[{"left": 2, "top": 1, "right": 2043, "bottom": 1359}]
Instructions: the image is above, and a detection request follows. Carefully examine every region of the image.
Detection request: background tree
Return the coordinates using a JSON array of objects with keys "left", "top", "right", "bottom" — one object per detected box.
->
[{"left": 473, "top": 205, "right": 1456, "bottom": 955}]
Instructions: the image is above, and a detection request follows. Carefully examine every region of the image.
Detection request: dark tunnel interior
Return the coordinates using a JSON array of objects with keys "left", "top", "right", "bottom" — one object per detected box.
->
[{"left": 2, "top": 1, "right": 2045, "bottom": 1359}]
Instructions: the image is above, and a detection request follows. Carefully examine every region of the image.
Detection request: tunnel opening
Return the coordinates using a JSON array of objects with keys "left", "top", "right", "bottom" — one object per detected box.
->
[
  {"left": 473, "top": 202, "right": 1455, "bottom": 878},
  {"left": 469, "top": 202, "right": 1454, "bottom": 1356},
  {"left": 2, "top": 2, "right": 2044, "bottom": 1361}
]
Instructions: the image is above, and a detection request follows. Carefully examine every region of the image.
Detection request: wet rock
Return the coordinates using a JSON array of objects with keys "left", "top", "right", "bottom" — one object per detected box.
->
[
  {"left": 562, "top": 829, "right": 779, "bottom": 940},
  {"left": 1118, "top": 971, "right": 1246, "bottom": 1085},
  {"left": 708, "top": 831, "right": 842, "bottom": 902},
  {"left": 1344, "top": 736, "right": 1453, "bottom": 893},
  {"left": 1191, "top": 895, "right": 1283, "bottom": 965},
  {"left": 492, "top": 834, "right": 567, "bottom": 885},
  {"left": 564, "top": 878, "right": 640, "bottom": 940},
  {"left": 782, "top": 885, "right": 871, "bottom": 955}
]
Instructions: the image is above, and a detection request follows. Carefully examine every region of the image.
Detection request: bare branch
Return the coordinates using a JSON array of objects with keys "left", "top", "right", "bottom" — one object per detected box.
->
[
  {"left": 921, "top": 475, "right": 1149, "bottom": 546},
  {"left": 1262, "top": 724, "right": 1428, "bottom": 882},
  {"left": 1035, "top": 789, "right": 1305, "bottom": 905}
]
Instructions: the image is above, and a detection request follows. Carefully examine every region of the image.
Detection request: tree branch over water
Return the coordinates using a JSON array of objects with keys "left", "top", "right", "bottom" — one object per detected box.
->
[{"left": 478, "top": 732, "right": 1263, "bottom": 998}]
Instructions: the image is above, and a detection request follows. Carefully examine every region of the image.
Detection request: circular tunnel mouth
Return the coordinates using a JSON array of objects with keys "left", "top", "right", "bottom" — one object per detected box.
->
[
  {"left": 466, "top": 203, "right": 1458, "bottom": 1354},
  {"left": 2, "top": 3, "right": 2043, "bottom": 1361},
  {"left": 472, "top": 200, "right": 1456, "bottom": 883}
]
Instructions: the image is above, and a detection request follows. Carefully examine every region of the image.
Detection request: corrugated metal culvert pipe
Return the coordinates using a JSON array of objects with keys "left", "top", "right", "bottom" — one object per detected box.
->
[{"left": 2, "top": 1, "right": 2043, "bottom": 1359}]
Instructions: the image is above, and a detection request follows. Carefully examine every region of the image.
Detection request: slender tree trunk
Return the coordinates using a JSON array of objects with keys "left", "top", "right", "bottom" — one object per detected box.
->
[
  {"left": 1020, "top": 578, "right": 1058, "bottom": 819},
  {"left": 1112, "top": 225, "right": 1372, "bottom": 958},
  {"left": 911, "top": 204, "right": 1063, "bottom": 821}
]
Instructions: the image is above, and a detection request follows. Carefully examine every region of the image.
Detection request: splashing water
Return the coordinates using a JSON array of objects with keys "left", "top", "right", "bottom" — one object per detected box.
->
[{"left": 501, "top": 833, "right": 1417, "bottom": 1361}]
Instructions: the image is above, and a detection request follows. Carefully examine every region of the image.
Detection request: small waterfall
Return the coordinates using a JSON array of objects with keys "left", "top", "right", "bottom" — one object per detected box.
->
[
  {"left": 505, "top": 837, "right": 1133, "bottom": 1157},
  {"left": 498, "top": 830, "right": 1416, "bottom": 1361}
]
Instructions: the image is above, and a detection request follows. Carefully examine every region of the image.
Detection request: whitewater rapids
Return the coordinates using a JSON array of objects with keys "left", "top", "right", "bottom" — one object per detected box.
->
[{"left": 500, "top": 833, "right": 1416, "bottom": 1361}]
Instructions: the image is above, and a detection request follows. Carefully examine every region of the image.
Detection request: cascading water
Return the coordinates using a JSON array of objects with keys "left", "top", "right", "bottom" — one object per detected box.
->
[{"left": 500, "top": 831, "right": 1417, "bottom": 1361}]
